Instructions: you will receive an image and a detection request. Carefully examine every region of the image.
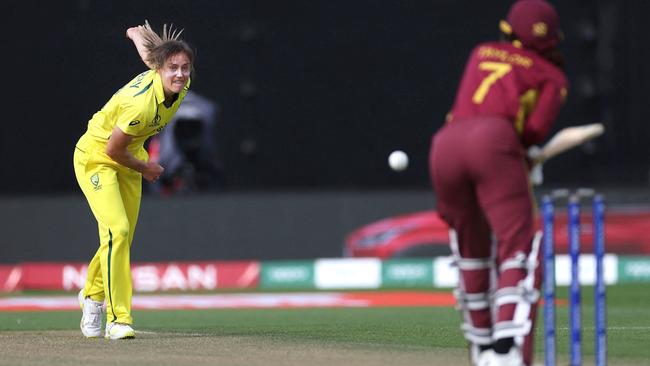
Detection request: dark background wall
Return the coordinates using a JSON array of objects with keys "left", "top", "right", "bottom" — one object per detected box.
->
[
  {"left": 3, "top": 188, "right": 648, "bottom": 263},
  {"left": 0, "top": 192, "right": 436, "bottom": 262},
  {"left": 2, "top": 1, "right": 649, "bottom": 263},
  {"left": 3, "top": 0, "right": 649, "bottom": 193}
]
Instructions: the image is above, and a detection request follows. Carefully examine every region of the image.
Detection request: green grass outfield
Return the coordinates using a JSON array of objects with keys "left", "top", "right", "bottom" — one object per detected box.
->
[{"left": 1, "top": 284, "right": 649, "bottom": 365}]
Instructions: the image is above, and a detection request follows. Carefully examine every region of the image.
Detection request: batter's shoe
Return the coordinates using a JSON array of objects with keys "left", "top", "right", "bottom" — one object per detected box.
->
[
  {"left": 486, "top": 346, "right": 523, "bottom": 366},
  {"left": 105, "top": 322, "right": 136, "bottom": 340},
  {"left": 476, "top": 349, "right": 495, "bottom": 366},
  {"left": 78, "top": 289, "right": 103, "bottom": 338}
]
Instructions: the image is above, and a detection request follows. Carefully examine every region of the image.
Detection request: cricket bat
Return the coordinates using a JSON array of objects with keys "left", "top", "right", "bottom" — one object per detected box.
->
[{"left": 534, "top": 123, "right": 605, "bottom": 164}]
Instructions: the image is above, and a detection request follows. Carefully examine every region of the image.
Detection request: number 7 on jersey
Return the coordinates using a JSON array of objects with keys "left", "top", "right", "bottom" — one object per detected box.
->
[{"left": 472, "top": 62, "right": 512, "bottom": 104}]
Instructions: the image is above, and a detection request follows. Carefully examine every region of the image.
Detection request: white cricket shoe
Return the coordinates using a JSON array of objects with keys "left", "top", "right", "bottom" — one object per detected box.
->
[
  {"left": 476, "top": 349, "right": 496, "bottom": 366},
  {"left": 486, "top": 347, "right": 524, "bottom": 366},
  {"left": 78, "top": 289, "right": 103, "bottom": 338},
  {"left": 105, "top": 322, "right": 136, "bottom": 340}
]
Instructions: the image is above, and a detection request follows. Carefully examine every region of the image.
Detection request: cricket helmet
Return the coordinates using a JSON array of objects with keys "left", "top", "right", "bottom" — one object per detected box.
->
[{"left": 499, "top": 0, "right": 561, "bottom": 52}]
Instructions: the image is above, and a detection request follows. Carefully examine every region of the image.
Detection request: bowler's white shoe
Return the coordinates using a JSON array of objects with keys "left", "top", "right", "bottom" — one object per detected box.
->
[
  {"left": 105, "top": 322, "right": 136, "bottom": 340},
  {"left": 78, "top": 289, "right": 103, "bottom": 338},
  {"left": 487, "top": 347, "right": 523, "bottom": 366}
]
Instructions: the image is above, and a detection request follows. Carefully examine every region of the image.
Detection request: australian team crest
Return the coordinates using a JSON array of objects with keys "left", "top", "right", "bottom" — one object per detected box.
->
[
  {"left": 147, "top": 114, "right": 161, "bottom": 127},
  {"left": 90, "top": 173, "right": 102, "bottom": 191}
]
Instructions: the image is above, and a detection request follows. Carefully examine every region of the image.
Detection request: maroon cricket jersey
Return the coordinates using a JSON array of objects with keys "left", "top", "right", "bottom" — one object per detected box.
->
[{"left": 449, "top": 41, "right": 568, "bottom": 147}]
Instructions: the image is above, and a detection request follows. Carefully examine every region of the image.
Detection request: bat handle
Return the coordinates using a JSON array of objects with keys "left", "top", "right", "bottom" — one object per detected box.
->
[{"left": 527, "top": 145, "right": 545, "bottom": 166}]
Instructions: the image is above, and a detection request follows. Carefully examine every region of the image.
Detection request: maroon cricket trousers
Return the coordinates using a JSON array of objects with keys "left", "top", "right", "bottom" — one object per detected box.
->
[{"left": 430, "top": 116, "right": 541, "bottom": 365}]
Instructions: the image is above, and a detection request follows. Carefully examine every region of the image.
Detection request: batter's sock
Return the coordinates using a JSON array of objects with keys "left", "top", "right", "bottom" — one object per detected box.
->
[{"left": 494, "top": 337, "right": 514, "bottom": 354}]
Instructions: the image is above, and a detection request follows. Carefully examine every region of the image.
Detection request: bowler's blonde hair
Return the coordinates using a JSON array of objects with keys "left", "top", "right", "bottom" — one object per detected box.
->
[{"left": 140, "top": 20, "right": 195, "bottom": 70}]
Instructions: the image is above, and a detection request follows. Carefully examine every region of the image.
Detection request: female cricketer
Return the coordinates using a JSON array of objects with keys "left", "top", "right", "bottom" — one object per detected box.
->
[
  {"left": 74, "top": 22, "right": 194, "bottom": 340},
  {"left": 429, "top": 1, "right": 568, "bottom": 365}
]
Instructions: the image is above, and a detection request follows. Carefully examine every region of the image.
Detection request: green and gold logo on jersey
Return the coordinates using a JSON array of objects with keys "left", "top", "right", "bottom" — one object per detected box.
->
[
  {"left": 147, "top": 114, "right": 161, "bottom": 127},
  {"left": 90, "top": 173, "right": 102, "bottom": 191}
]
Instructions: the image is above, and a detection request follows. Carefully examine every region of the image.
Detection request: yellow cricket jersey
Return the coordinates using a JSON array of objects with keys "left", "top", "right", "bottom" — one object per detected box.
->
[{"left": 77, "top": 70, "right": 190, "bottom": 161}]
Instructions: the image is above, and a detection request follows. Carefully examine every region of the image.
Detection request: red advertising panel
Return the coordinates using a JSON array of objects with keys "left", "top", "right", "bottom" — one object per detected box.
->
[
  {"left": 0, "top": 265, "right": 22, "bottom": 292},
  {"left": 0, "top": 261, "right": 260, "bottom": 292}
]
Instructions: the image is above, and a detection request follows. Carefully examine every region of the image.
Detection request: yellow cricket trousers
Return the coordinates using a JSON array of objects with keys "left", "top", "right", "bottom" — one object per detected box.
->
[{"left": 73, "top": 142, "right": 142, "bottom": 325}]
